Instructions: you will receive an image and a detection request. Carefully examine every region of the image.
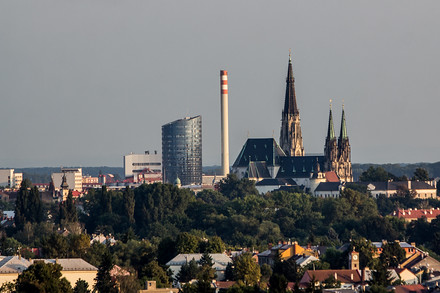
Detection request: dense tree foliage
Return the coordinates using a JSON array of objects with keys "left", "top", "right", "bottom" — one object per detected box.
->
[{"left": 15, "top": 262, "right": 72, "bottom": 293}]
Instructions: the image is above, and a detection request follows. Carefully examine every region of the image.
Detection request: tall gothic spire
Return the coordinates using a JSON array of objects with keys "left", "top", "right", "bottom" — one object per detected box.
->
[
  {"left": 327, "top": 102, "right": 336, "bottom": 141},
  {"left": 279, "top": 51, "right": 304, "bottom": 157},
  {"left": 340, "top": 104, "right": 348, "bottom": 140},
  {"left": 283, "top": 51, "right": 299, "bottom": 115}
]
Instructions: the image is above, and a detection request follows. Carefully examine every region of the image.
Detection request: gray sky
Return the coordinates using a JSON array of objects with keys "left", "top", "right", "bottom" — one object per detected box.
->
[{"left": 1, "top": 1, "right": 439, "bottom": 168}]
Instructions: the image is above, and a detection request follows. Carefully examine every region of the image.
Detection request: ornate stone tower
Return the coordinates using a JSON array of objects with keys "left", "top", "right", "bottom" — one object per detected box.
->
[
  {"left": 337, "top": 105, "right": 353, "bottom": 182},
  {"left": 324, "top": 102, "right": 338, "bottom": 172},
  {"left": 280, "top": 52, "right": 305, "bottom": 156}
]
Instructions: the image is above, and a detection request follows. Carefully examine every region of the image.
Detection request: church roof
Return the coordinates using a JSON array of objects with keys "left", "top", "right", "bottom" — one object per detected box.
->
[
  {"left": 232, "top": 138, "right": 285, "bottom": 167},
  {"left": 276, "top": 156, "right": 325, "bottom": 178},
  {"left": 314, "top": 182, "right": 341, "bottom": 192},
  {"left": 255, "top": 178, "right": 297, "bottom": 186},
  {"left": 248, "top": 161, "right": 271, "bottom": 179}
]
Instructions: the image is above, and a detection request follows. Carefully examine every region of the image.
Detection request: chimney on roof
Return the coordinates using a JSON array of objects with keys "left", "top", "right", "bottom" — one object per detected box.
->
[
  {"left": 334, "top": 272, "right": 338, "bottom": 280},
  {"left": 408, "top": 180, "right": 411, "bottom": 190},
  {"left": 351, "top": 273, "right": 353, "bottom": 281}
]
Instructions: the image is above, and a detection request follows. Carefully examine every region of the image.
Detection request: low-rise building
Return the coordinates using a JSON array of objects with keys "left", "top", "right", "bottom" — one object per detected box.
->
[
  {"left": 392, "top": 208, "right": 440, "bottom": 223},
  {"left": 166, "top": 254, "right": 232, "bottom": 281}
]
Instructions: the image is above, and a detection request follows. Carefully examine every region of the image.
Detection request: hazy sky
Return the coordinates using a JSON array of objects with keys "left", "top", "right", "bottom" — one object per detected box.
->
[{"left": 1, "top": 1, "right": 439, "bottom": 168}]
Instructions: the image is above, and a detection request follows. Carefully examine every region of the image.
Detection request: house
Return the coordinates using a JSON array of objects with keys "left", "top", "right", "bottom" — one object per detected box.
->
[
  {"left": 314, "top": 182, "right": 344, "bottom": 198},
  {"left": 166, "top": 254, "right": 232, "bottom": 281},
  {"left": 0, "top": 256, "right": 97, "bottom": 288},
  {"left": 359, "top": 181, "right": 437, "bottom": 199},
  {"left": 392, "top": 208, "right": 440, "bottom": 223},
  {"left": 258, "top": 242, "right": 319, "bottom": 266},
  {"left": 372, "top": 241, "right": 418, "bottom": 259},
  {"left": 393, "top": 284, "right": 428, "bottom": 293},
  {"left": 299, "top": 270, "right": 363, "bottom": 289},
  {"left": 390, "top": 268, "right": 418, "bottom": 285}
]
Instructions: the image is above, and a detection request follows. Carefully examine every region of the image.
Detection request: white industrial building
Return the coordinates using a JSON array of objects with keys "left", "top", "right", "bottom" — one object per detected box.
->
[
  {"left": 0, "top": 169, "right": 23, "bottom": 189},
  {"left": 123, "top": 151, "right": 162, "bottom": 182},
  {"left": 51, "top": 168, "right": 83, "bottom": 192}
]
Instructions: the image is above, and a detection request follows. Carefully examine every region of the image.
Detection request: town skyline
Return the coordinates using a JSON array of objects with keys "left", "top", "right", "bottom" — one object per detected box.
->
[{"left": 2, "top": 1, "right": 440, "bottom": 168}]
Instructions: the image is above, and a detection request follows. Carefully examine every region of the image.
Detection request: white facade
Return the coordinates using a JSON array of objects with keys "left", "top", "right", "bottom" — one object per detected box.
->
[
  {"left": 124, "top": 151, "right": 162, "bottom": 181},
  {"left": 51, "top": 168, "right": 83, "bottom": 192},
  {"left": 0, "top": 169, "right": 19, "bottom": 188}
]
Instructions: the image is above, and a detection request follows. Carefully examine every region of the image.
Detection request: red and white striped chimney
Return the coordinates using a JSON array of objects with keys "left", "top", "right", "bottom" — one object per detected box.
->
[{"left": 220, "top": 70, "right": 229, "bottom": 176}]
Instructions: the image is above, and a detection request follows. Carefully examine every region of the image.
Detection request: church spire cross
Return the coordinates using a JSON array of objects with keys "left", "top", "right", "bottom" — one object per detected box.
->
[
  {"left": 327, "top": 100, "right": 336, "bottom": 141},
  {"left": 283, "top": 52, "right": 299, "bottom": 115},
  {"left": 340, "top": 105, "right": 348, "bottom": 140}
]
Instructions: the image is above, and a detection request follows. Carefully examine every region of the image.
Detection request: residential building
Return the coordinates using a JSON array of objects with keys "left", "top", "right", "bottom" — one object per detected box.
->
[
  {"left": 0, "top": 169, "right": 22, "bottom": 189},
  {"left": 123, "top": 151, "right": 162, "bottom": 182},
  {"left": 299, "top": 270, "right": 363, "bottom": 289},
  {"left": 360, "top": 181, "right": 437, "bottom": 199},
  {"left": 0, "top": 256, "right": 97, "bottom": 288},
  {"left": 393, "top": 208, "right": 440, "bottom": 222},
  {"left": 258, "top": 242, "right": 318, "bottom": 266},
  {"left": 52, "top": 168, "right": 83, "bottom": 192},
  {"left": 162, "top": 116, "right": 202, "bottom": 186},
  {"left": 165, "top": 253, "right": 231, "bottom": 281}
]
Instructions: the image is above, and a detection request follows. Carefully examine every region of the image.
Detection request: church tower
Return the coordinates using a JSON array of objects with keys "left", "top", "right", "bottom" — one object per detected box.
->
[
  {"left": 280, "top": 52, "right": 305, "bottom": 156},
  {"left": 324, "top": 102, "right": 338, "bottom": 172},
  {"left": 337, "top": 105, "right": 353, "bottom": 182}
]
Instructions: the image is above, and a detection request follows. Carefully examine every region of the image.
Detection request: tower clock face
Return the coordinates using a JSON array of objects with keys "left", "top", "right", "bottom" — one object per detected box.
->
[{"left": 353, "top": 255, "right": 358, "bottom": 260}]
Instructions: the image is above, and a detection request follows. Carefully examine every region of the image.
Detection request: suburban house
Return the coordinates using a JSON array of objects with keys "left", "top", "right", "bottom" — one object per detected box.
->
[
  {"left": 359, "top": 181, "right": 437, "bottom": 199},
  {"left": 258, "top": 242, "right": 320, "bottom": 266},
  {"left": 392, "top": 208, "right": 440, "bottom": 223},
  {"left": 0, "top": 256, "right": 97, "bottom": 288},
  {"left": 299, "top": 270, "right": 363, "bottom": 289},
  {"left": 166, "top": 253, "right": 232, "bottom": 281}
]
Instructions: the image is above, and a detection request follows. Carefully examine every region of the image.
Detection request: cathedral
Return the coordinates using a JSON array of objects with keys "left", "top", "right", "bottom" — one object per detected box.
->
[{"left": 231, "top": 53, "right": 353, "bottom": 187}]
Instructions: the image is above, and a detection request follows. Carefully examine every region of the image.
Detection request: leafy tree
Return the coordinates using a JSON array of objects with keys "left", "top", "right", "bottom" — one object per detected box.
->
[
  {"left": 322, "top": 275, "right": 341, "bottom": 288},
  {"left": 205, "top": 236, "right": 226, "bottom": 253},
  {"left": 94, "top": 249, "right": 118, "bottom": 293},
  {"left": 41, "top": 233, "right": 69, "bottom": 258},
  {"left": 349, "top": 239, "right": 377, "bottom": 269},
  {"left": 15, "top": 262, "right": 73, "bottom": 293},
  {"left": 268, "top": 274, "right": 287, "bottom": 293},
  {"left": 359, "top": 167, "right": 394, "bottom": 182},
  {"left": 379, "top": 242, "right": 405, "bottom": 268},
  {"left": 59, "top": 192, "right": 78, "bottom": 224},
  {"left": 68, "top": 234, "right": 90, "bottom": 258},
  {"left": 73, "top": 279, "right": 90, "bottom": 293},
  {"left": 123, "top": 187, "right": 135, "bottom": 226},
  {"left": 141, "top": 261, "right": 171, "bottom": 288},
  {"left": 218, "top": 174, "right": 258, "bottom": 199},
  {"left": 117, "top": 274, "right": 142, "bottom": 293},
  {"left": 176, "top": 259, "right": 199, "bottom": 283},
  {"left": 260, "top": 264, "right": 272, "bottom": 284},
  {"left": 197, "top": 256, "right": 216, "bottom": 293},
  {"left": 15, "top": 179, "right": 44, "bottom": 230},
  {"left": 413, "top": 168, "right": 429, "bottom": 181},
  {"left": 176, "top": 232, "right": 200, "bottom": 254},
  {"left": 233, "top": 252, "right": 261, "bottom": 286}
]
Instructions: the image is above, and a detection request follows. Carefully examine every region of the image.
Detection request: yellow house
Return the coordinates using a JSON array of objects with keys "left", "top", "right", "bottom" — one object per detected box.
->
[{"left": 0, "top": 256, "right": 97, "bottom": 288}]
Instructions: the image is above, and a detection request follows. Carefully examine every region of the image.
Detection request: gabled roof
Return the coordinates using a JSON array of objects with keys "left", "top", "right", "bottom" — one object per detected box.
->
[
  {"left": 256, "top": 178, "right": 297, "bottom": 186},
  {"left": 42, "top": 258, "right": 97, "bottom": 271},
  {"left": 394, "top": 284, "right": 428, "bottom": 293},
  {"left": 302, "top": 269, "right": 362, "bottom": 284},
  {"left": 277, "top": 156, "right": 325, "bottom": 178},
  {"left": 325, "top": 171, "right": 340, "bottom": 182},
  {"left": 0, "top": 256, "right": 31, "bottom": 274},
  {"left": 394, "top": 208, "right": 440, "bottom": 220},
  {"left": 315, "top": 182, "right": 341, "bottom": 192},
  {"left": 166, "top": 254, "right": 232, "bottom": 268},
  {"left": 233, "top": 138, "right": 285, "bottom": 167},
  {"left": 248, "top": 161, "right": 271, "bottom": 179}
]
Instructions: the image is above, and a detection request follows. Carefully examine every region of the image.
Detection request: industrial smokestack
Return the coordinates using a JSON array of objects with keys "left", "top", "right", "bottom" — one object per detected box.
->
[{"left": 220, "top": 70, "right": 229, "bottom": 176}]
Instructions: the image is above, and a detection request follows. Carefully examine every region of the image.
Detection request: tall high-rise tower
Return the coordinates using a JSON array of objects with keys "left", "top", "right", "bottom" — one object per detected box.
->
[
  {"left": 279, "top": 52, "right": 305, "bottom": 156},
  {"left": 162, "top": 116, "right": 202, "bottom": 186}
]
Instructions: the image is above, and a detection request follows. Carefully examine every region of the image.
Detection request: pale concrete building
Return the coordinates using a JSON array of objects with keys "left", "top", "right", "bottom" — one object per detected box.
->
[
  {"left": 52, "top": 168, "right": 83, "bottom": 192},
  {"left": 0, "top": 169, "right": 22, "bottom": 188},
  {"left": 123, "top": 151, "right": 162, "bottom": 182}
]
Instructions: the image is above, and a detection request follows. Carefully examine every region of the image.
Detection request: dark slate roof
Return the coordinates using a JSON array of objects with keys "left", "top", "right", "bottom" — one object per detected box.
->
[
  {"left": 276, "top": 156, "right": 325, "bottom": 178},
  {"left": 255, "top": 178, "right": 297, "bottom": 186},
  {"left": 356, "top": 181, "right": 435, "bottom": 191},
  {"left": 232, "top": 138, "right": 286, "bottom": 167},
  {"left": 314, "top": 182, "right": 341, "bottom": 192},
  {"left": 248, "top": 161, "right": 271, "bottom": 179}
]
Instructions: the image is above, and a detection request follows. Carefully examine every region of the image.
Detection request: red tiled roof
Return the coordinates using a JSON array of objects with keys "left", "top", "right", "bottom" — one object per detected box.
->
[
  {"left": 394, "top": 208, "right": 440, "bottom": 220},
  {"left": 394, "top": 284, "right": 428, "bottom": 293},
  {"left": 325, "top": 172, "right": 340, "bottom": 182},
  {"left": 303, "top": 270, "right": 362, "bottom": 284},
  {"left": 215, "top": 281, "right": 236, "bottom": 289}
]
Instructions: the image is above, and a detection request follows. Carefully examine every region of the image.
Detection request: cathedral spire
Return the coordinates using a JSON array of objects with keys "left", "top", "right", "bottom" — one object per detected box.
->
[
  {"left": 327, "top": 100, "right": 336, "bottom": 141},
  {"left": 279, "top": 51, "right": 304, "bottom": 157},
  {"left": 283, "top": 51, "right": 299, "bottom": 115},
  {"left": 340, "top": 104, "right": 348, "bottom": 140}
]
